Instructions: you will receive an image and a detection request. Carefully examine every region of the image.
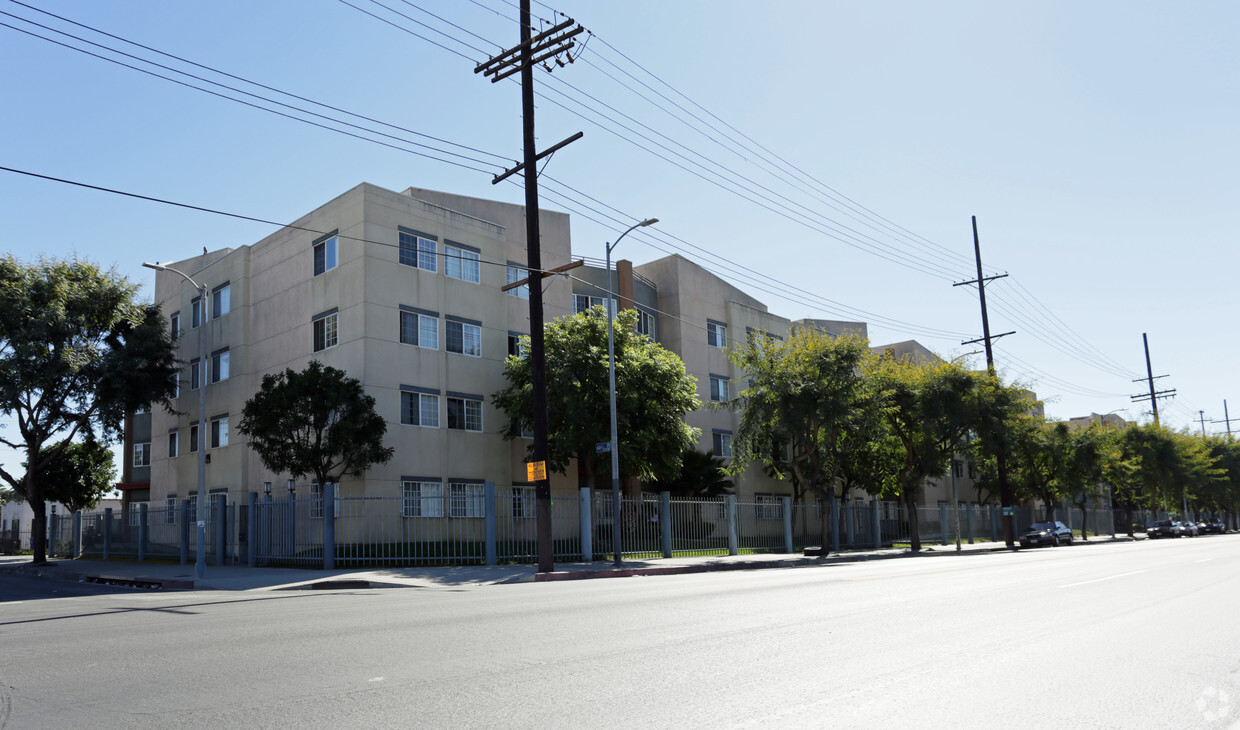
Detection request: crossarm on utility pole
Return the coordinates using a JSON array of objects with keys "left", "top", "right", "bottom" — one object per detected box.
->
[{"left": 500, "top": 260, "right": 584, "bottom": 292}]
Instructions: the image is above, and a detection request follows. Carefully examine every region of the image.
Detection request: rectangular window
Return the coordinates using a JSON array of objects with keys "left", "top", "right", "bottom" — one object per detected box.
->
[
  {"left": 191, "top": 297, "right": 202, "bottom": 329},
  {"left": 636, "top": 309, "right": 656, "bottom": 339},
  {"left": 709, "top": 375, "right": 730, "bottom": 403},
  {"left": 444, "top": 243, "right": 480, "bottom": 283},
  {"left": 507, "top": 333, "right": 526, "bottom": 358},
  {"left": 133, "top": 442, "right": 151, "bottom": 467},
  {"left": 212, "top": 284, "right": 230, "bottom": 319},
  {"left": 129, "top": 502, "right": 146, "bottom": 527},
  {"left": 755, "top": 493, "right": 781, "bottom": 521},
  {"left": 168, "top": 431, "right": 179, "bottom": 459},
  {"left": 173, "top": 374, "right": 180, "bottom": 399},
  {"left": 511, "top": 486, "right": 536, "bottom": 519},
  {"left": 211, "top": 349, "right": 229, "bottom": 383},
  {"left": 400, "top": 391, "right": 440, "bottom": 428},
  {"left": 402, "top": 481, "right": 443, "bottom": 517},
  {"left": 505, "top": 265, "right": 530, "bottom": 299},
  {"left": 446, "top": 319, "right": 481, "bottom": 357},
  {"left": 712, "top": 430, "right": 733, "bottom": 458},
  {"left": 189, "top": 424, "right": 199, "bottom": 453},
  {"left": 398, "top": 229, "right": 437, "bottom": 271},
  {"left": 170, "top": 312, "right": 180, "bottom": 339},
  {"left": 185, "top": 494, "right": 198, "bottom": 523},
  {"left": 449, "top": 482, "right": 485, "bottom": 518},
  {"left": 313, "top": 233, "right": 338, "bottom": 276},
  {"left": 310, "top": 482, "right": 324, "bottom": 520},
  {"left": 707, "top": 320, "right": 727, "bottom": 348},
  {"left": 165, "top": 496, "right": 177, "bottom": 524},
  {"left": 952, "top": 459, "right": 963, "bottom": 478},
  {"left": 210, "top": 415, "right": 229, "bottom": 448},
  {"left": 313, "top": 311, "right": 338, "bottom": 352},
  {"left": 399, "top": 310, "right": 438, "bottom": 350},
  {"left": 573, "top": 294, "right": 615, "bottom": 316},
  {"left": 446, "top": 396, "right": 483, "bottom": 432}
]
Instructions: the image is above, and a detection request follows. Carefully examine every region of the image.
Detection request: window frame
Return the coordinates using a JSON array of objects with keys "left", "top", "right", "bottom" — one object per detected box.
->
[
  {"left": 313, "top": 232, "right": 338, "bottom": 276},
  {"left": 210, "top": 348, "right": 229, "bottom": 384},
  {"left": 399, "top": 307, "right": 439, "bottom": 350},
  {"left": 168, "top": 431, "right": 179, "bottom": 459},
  {"left": 211, "top": 283, "right": 230, "bottom": 320},
  {"left": 707, "top": 320, "right": 727, "bottom": 348},
  {"left": 505, "top": 264, "right": 530, "bottom": 299},
  {"left": 210, "top": 415, "right": 229, "bottom": 448},
  {"left": 402, "top": 480, "right": 444, "bottom": 518},
  {"left": 712, "top": 430, "right": 733, "bottom": 459},
  {"left": 448, "top": 481, "right": 486, "bottom": 518},
  {"left": 444, "top": 242, "right": 481, "bottom": 283},
  {"left": 446, "top": 394, "right": 483, "bottom": 432},
  {"left": 313, "top": 309, "right": 339, "bottom": 352},
  {"left": 398, "top": 227, "right": 438, "bottom": 272},
  {"left": 400, "top": 388, "right": 440, "bottom": 428},
  {"left": 445, "top": 317, "right": 482, "bottom": 357},
  {"left": 133, "top": 442, "right": 151, "bottom": 467},
  {"left": 709, "top": 374, "right": 730, "bottom": 403}
]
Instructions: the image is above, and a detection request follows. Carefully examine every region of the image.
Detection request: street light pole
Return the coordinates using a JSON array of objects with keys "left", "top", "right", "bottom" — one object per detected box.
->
[
  {"left": 143, "top": 262, "right": 209, "bottom": 580},
  {"left": 606, "top": 217, "right": 658, "bottom": 567}
]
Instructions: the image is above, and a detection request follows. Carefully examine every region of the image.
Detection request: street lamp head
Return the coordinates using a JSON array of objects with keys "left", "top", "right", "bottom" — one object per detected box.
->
[
  {"left": 639, "top": 218, "right": 658, "bottom": 227},
  {"left": 142, "top": 262, "right": 165, "bottom": 271}
]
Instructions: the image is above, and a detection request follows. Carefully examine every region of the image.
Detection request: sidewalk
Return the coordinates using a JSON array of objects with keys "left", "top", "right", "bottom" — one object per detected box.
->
[{"left": 0, "top": 534, "right": 1142, "bottom": 592}]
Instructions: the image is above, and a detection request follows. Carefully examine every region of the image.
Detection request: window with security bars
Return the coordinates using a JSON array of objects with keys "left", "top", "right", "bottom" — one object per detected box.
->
[
  {"left": 165, "top": 496, "right": 178, "bottom": 524},
  {"left": 755, "top": 493, "right": 781, "bottom": 521},
  {"left": 449, "top": 483, "right": 486, "bottom": 518},
  {"left": 511, "top": 487, "right": 536, "bottom": 519},
  {"left": 402, "top": 481, "right": 443, "bottom": 517}
]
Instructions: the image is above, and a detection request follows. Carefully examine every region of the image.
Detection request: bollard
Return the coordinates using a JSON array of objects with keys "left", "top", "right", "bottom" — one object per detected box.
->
[
  {"left": 579, "top": 487, "right": 592, "bottom": 562},
  {"left": 484, "top": 482, "right": 497, "bottom": 566}
]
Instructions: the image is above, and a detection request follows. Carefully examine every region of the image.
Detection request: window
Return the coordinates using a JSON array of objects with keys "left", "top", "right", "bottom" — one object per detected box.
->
[
  {"left": 168, "top": 431, "right": 179, "bottom": 459},
  {"left": 447, "top": 395, "right": 483, "bottom": 432},
  {"left": 212, "top": 283, "right": 230, "bottom": 319},
  {"left": 444, "top": 243, "right": 480, "bottom": 283},
  {"left": 449, "top": 482, "right": 485, "bottom": 518},
  {"left": 712, "top": 430, "right": 733, "bottom": 458},
  {"left": 313, "top": 310, "right": 338, "bottom": 352},
  {"left": 573, "top": 294, "right": 615, "bottom": 316},
  {"left": 313, "top": 233, "right": 338, "bottom": 276},
  {"left": 184, "top": 494, "right": 198, "bottom": 523},
  {"left": 636, "top": 309, "right": 656, "bottom": 339},
  {"left": 129, "top": 502, "right": 146, "bottom": 527},
  {"left": 210, "top": 415, "right": 228, "bottom": 448},
  {"left": 310, "top": 482, "right": 323, "bottom": 520},
  {"left": 400, "top": 390, "right": 440, "bottom": 428},
  {"left": 709, "top": 375, "right": 730, "bottom": 403},
  {"left": 507, "top": 333, "right": 526, "bottom": 358},
  {"left": 210, "top": 349, "right": 229, "bottom": 383},
  {"left": 519, "top": 421, "right": 534, "bottom": 439},
  {"left": 399, "top": 309, "right": 438, "bottom": 350},
  {"left": 398, "top": 228, "right": 437, "bottom": 271},
  {"left": 402, "top": 481, "right": 443, "bottom": 517},
  {"left": 952, "top": 459, "right": 963, "bottom": 478},
  {"left": 446, "top": 318, "right": 481, "bottom": 357},
  {"left": 170, "top": 312, "right": 180, "bottom": 339},
  {"left": 707, "top": 320, "right": 727, "bottom": 348},
  {"left": 190, "top": 359, "right": 200, "bottom": 391},
  {"left": 505, "top": 265, "right": 530, "bottom": 298},
  {"left": 173, "top": 374, "right": 180, "bottom": 399},
  {"left": 189, "top": 424, "right": 199, "bottom": 453},
  {"left": 755, "top": 494, "right": 781, "bottom": 521},
  {"left": 191, "top": 297, "right": 202, "bottom": 328},
  {"left": 165, "top": 496, "right": 177, "bottom": 524},
  {"left": 511, "top": 486, "right": 535, "bottom": 519},
  {"left": 133, "top": 442, "right": 151, "bottom": 467}
]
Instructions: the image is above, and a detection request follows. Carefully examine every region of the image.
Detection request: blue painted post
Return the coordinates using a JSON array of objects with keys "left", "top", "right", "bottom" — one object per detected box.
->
[
  {"left": 940, "top": 504, "right": 949, "bottom": 546},
  {"left": 247, "top": 492, "right": 258, "bottom": 568},
  {"left": 214, "top": 494, "right": 226, "bottom": 566},
  {"left": 263, "top": 492, "right": 273, "bottom": 563},
  {"left": 872, "top": 500, "right": 882, "bottom": 548},
  {"left": 286, "top": 492, "right": 297, "bottom": 559},
  {"left": 990, "top": 505, "right": 998, "bottom": 542},
  {"left": 579, "top": 487, "right": 592, "bottom": 562},
  {"left": 323, "top": 483, "right": 336, "bottom": 570},
  {"left": 484, "top": 482, "right": 497, "bottom": 566},
  {"left": 726, "top": 495, "right": 738, "bottom": 556},
  {"left": 782, "top": 497, "right": 793, "bottom": 553},
  {"left": 966, "top": 505, "right": 975, "bottom": 544},
  {"left": 71, "top": 511, "right": 81, "bottom": 558},
  {"left": 830, "top": 498, "right": 840, "bottom": 555},
  {"left": 180, "top": 499, "right": 191, "bottom": 564},
  {"left": 103, "top": 507, "right": 113, "bottom": 560},
  {"left": 844, "top": 502, "right": 855, "bottom": 547},
  {"left": 138, "top": 503, "right": 148, "bottom": 561},
  {"left": 660, "top": 491, "right": 672, "bottom": 558}
]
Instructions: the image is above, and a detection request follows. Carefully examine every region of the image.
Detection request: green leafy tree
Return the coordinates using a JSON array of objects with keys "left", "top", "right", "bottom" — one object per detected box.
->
[
  {"left": 967, "top": 374, "right": 1038, "bottom": 545},
  {"left": 237, "top": 360, "right": 394, "bottom": 491},
  {"left": 1063, "top": 425, "right": 1112, "bottom": 539},
  {"left": 25, "top": 439, "right": 116, "bottom": 513},
  {"left": 650, "top": 448, "right": 732, "bottom": 498},
  {"left": 492, "top": 307, "right": 700, "bottom": 488},
  {"left": 727, "top": 329, "right": 877, "bottom": 553},
  {"left": 0, "top": 256, "right": 179, "bottom": 564},
  {"left": 1008, "top": 419, "right": 1070, "bottom": 520}
]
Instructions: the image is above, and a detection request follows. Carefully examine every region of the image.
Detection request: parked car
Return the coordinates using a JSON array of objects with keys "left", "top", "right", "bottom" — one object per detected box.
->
[
  {"left": 1201, "top": 519, "right": 1227, "bottom": 534},
  {"left": 1180, "top": 520, "right": 1200, "bottom": 537},
  {"left": 1019, "top": 521, "right": 1074, "bottom": 548},
  {"left": 1147, "top": 520, "right": 1181, "bottom": 539}
]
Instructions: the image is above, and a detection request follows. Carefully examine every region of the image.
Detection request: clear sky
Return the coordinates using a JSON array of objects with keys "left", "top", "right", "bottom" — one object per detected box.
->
[{"left": 2, "top": 0, "right": 1237, "bottom": 482}]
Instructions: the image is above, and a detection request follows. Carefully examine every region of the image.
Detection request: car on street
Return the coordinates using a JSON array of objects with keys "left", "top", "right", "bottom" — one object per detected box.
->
[
  {"left": 1019, "top": 521, "right": 1074, "bottom": 548},
  {"left": 1180, "top": 521, "right": 1199, "bottom": 537},
  {"left": 1147, "top": 520, "right": 1181, "bottom": 539},
  {"left": 1201, "top": 519, "right": 1227, "bottom": 534}
]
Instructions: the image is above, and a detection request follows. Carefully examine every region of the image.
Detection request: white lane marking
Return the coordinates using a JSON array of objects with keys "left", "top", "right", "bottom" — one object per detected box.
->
[
  {"left": 1195, "top": 558, "right": 1213, "bottom": 563},
  {"left": 368, "top": 677, "right": 385, "bottom": 683},
  {"left": 1058, "top": 569, "right": 1147, "bottom": 588}
]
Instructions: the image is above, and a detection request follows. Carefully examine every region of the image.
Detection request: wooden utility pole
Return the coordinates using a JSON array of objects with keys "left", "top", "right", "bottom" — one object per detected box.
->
[
  {"left": 1130, "top": 333, "right": 1175, "bottom": 424},
  {"left": 1210, "top": 400, "right": 1236, "bottom": 441},
  {"left": 954, "top": 216, "right": 1017, "bottom": 547}
]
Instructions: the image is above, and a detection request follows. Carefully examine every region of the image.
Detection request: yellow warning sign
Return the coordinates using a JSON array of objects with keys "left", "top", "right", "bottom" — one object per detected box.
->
[{"left": 527, "top": 461, "right": 547, "bottom": 481}]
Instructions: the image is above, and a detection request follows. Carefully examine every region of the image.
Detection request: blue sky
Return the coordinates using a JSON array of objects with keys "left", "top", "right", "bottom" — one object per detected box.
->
[{"left": 2, "top": 0, "right": 1238, "bottom": 481}]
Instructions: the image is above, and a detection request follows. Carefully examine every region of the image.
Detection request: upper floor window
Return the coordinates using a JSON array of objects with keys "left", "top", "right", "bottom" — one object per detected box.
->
[
  {"left": 191, "top": 297, "right": 202, "bottom": 328},
  {"left": 170, "top": 311, "right": 181, "bottom": 339},
  {"left": 445, "top": 243, "right": 480, "bottom": 283},
  {"left": 573, "top": 294, "right": 616, "bottom": 316},
  {"left": 313, "top": 309, "right": 338, "bottom": 352},
  {"left": 505, "top": 265, "right": 530, "bottom": 299},
  {"left": 709, "top": 375, "right": 730, "bottom": 403},
  {"left": 446, "top": 317, "right": 482, "bottom": 357},
  {"left": 712, "top": 430, "right": 733, "bottom": 459},
  {"left": 398, "top": 228, "right": 437, "bottom": 272},
  {"left": 211, "top": 349, "right": 229, "bottom": 383},
  {"left": 168, "top": 431, "right": 179, "bottom": 458},
  {"left": 707, "top": 320, "right": 727, "bottom": 348},
  {"left": 210, "top": 415, "right": 229, "bottom": 448},
  {"left": 636, "top": 309, "right": 656, "bottom": 339},
  {"left": 507, "top": 332, "right": 526, "bottom": 358},
  {"left": 446, "top": 394, "right": 483, "bottom": 432},
  {"left": 313, "top": 233, "right": 338, "bottom": 276},
  {"left": 212, "top": 283, "right": 230, "bottom": 319},
  {"left": 190, "top": 359, "right": 201, "bottom": 391},
  {"left": 133, "top": 442, "right": 151, "bottom": 467},
  {"left": 399, "top": 307, "right": 438, "bottom": 350},
  {"left": 400, "top": 389, "right": 440, "bottom": 428}
]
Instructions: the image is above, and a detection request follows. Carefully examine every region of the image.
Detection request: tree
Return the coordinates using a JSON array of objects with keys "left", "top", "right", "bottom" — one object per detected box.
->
[
  {"left": 492, "top": 307, "right": 700, "bottom": 488},
  {"left": 1008, "top": 419, "right": 1070, "bottom": 521},
  {"left": 727, "top": 328, "right": 877, "bottom": 553},
  {"left": 237, "top": 360, "right": 394, "bottom": 491},
  {"left": 0, "top": 256, "right": 179, "bottom": 564},
  {"left": 1063, "top": 425, "right": 1111, "bottom": 539},
  {"left": 649, "top": 448, "right": 732, "bottom": 498},
  {"left": 26, "top": 438, "right": 116, "bottom": 513}
]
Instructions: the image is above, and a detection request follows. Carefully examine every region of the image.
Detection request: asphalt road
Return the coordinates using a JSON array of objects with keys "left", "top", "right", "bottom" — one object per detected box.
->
[{"left": 2, "top": 536, "right": 1238, "bottom": 728}]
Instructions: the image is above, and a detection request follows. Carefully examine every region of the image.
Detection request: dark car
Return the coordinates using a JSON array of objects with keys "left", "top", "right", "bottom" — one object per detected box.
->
[
  {"left": 1019, "top": 521, "right": 1074, "bottom": 548},
  {"left": 1147, "top": 520, "right": 1182, "bottom": 539},
  {"left": 1180, "top": 520, "right": 1200, "bottom": 537},
  {"left": 1201, "top": 519, "right": 1227, "bottom": 535}
]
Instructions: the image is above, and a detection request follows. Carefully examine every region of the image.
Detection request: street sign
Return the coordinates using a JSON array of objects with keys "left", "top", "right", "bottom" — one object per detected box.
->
[
  {"left": 595, "top": 442, "right": 611, "bottom": 453},
  {"left": 527, "top": 461, "right": 547, "bottom": 481}
]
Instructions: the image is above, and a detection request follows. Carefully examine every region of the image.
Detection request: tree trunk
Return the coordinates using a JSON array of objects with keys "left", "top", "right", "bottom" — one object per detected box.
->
[
  {"left": 1124, "top": 505, "right": 1134, "bottom": 537},
  {"left": 29, "top": 495, "right": 48, "bottom": 565},
  {"left": 1078, "top": 503, "right": 1089, "bottom": 540},
  {"left": 904, "top": 486, "right": 921, "bottom": 552}
]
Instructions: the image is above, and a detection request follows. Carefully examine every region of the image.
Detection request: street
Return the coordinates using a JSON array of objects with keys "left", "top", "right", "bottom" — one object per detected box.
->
[{"left": 2, "top": 536, "right": 1238, "bottom": 728}]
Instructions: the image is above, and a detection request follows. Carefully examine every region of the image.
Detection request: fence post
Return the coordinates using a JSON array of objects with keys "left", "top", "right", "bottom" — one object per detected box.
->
[
  {"left": 323, "top": 482, "right": 336, "bottom": 570},
  {"left": 180, "top": 499, "right": 190, "bottom": 564},
  {"left": 989, "top": 505, "right": 998, "bottom": 542},
  {"left": 263, "top": 492, "right": 273, "bottom": 563},
  {"left": 782, "top": 497, "right": 794, "bottom": 554},
  {"left": 659, "top": 491, "right": 673, "bottom": 558},
  {"left": 138, "top": 503, "right": 148, "bottom": 562},
  {"left": 579, "top": 487, "right": 592, "bottom": 562},
  {"left": 844, "top": 502, "right": 854, "bottom": 547},
  {"left": 484, "top": 482, "right": 497, "bottom": 566},
  {"left": 48, "top": 510, "right": 59, "bottom": 558},
  {"left": 939, "top": 504, "right": 948, "bottom": 546},
  {"left": 247, "top": 492, "right": 258, "bottom": 568},
  {"left": 214, "top": 494, "right": 226, "bottom": 566},
  {"left": 872, "top": 500, "right": 882, "bottom": 548},
  {"left": 102, "top": 507, "right": 112, "bottom": 560},
  {"left": 726, "top": 495, "right": 738, "bottom": 556},
  {"left": 966, "top": 504, "right": 974, "bottom": 544},
  {"left": 72, "top": 511, "right": 82, "bottom": 558},
  {"left": 830, "top": 498, "right": 840, "bottom": 555},
  {"left": 286, "top": 492, "right": 297, "bottom": 559}
]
